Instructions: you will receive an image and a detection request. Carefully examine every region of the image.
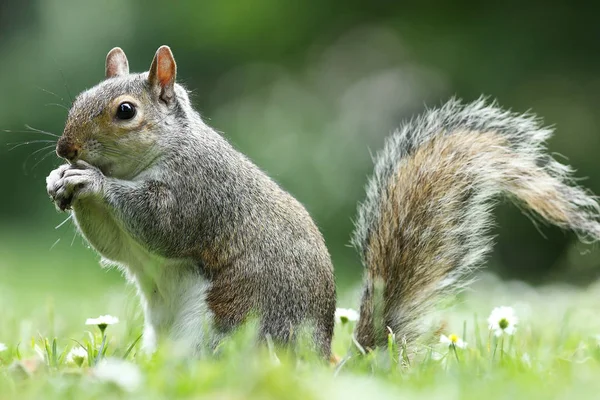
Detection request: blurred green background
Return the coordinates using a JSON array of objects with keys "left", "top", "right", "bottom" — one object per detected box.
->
[{"left": 1, "top": 0, "right": 600, "bottom": 311}]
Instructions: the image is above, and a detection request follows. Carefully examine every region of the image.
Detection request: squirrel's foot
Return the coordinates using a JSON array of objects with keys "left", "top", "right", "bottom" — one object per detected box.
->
[{"left": 46, "top": 161, "right": 104, "bottom": 211}]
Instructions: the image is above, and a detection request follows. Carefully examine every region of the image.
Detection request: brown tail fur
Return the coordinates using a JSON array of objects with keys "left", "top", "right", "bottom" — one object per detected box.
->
[{"left": 352, "top": 98, "right": 600, "bottom": 350}]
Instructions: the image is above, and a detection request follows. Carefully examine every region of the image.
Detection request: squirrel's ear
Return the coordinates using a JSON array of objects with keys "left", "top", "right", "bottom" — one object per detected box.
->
[
  {"left": 148, "top": 45, "right": 177, "bottom": 103},
  {"left": 105, "top": 47, "right": 129, "bottom": 79}
]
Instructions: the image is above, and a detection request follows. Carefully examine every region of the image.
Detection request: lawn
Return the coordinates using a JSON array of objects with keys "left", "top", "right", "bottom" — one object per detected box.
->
[{"left": 1, "top": 232, "right": 600, "bottom": 400}]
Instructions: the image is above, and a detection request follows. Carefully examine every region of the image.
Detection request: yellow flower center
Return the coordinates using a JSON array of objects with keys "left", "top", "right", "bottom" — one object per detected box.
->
[{"left": 449, "top": 334, "right": 459, "bottom": 343}]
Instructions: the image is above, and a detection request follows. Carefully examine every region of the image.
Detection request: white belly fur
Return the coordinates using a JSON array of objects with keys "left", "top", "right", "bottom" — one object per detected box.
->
[{"left": 71, "top": 198, "right": 214, "bottom": 355}]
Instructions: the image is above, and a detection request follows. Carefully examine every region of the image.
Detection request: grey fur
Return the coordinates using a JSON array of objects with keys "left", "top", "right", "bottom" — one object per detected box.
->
[
  {"left": 352, "top": 97, "right": 600, "bottom": 349},
  {"left": 46, "top": 47, "right": 600, "bottom": 358},
  {"left": 48, "top": 63, "right": 335, "bottom": 356}
]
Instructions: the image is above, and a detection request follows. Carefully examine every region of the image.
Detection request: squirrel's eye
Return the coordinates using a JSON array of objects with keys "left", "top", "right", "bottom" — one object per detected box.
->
[{"left": 116, "top": 102, "right": 136, "bottom": 120}]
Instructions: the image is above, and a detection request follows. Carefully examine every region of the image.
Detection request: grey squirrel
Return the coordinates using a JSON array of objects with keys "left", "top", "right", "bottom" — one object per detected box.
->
[{"left": 46, "top": 46, "right": 600, "bottom": 358}]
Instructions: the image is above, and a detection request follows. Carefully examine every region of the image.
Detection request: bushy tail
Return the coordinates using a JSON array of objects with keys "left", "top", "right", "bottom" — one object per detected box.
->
[{"left": 352, "top": 97, "right": 600, "bottom": 350}]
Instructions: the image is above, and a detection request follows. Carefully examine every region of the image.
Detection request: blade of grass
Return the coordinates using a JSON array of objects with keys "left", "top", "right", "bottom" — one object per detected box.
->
[
  {"left": 95, "top": 334, "right": 107, "bottom": 365},
  {"left": 122, "top": 334, "right": 143, "bottom": 360},
  {"left": 43, "top": 337, "right": 51, "bottom": 366},
  {"left": 52, "top": 338, "right": 58, "bottom": 368},
  {"left": 87, "top": 342, "right": 94, "bottom": 367}
]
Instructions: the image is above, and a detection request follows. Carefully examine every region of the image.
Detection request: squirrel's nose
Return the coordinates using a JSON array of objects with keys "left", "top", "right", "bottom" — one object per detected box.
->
[{"left": 56, "top": 140, "right": 80, "bottom": 161}]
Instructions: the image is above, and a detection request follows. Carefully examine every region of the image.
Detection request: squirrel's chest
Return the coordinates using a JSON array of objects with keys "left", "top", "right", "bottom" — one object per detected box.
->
[
  {"left": 72, "top": 196, "right": 204, "bottom": 284},
  {"left": 72, "top": 198, "right": 133, "bottom": 262},
  {"left": 72, "top": 199, "right": 213, "bottom": 343},
  {"left": 121, "top": 248, "right": 213, "bottom": 353},
  {"left": 72, "top": 198, "right": 180, "bottom": 271}
]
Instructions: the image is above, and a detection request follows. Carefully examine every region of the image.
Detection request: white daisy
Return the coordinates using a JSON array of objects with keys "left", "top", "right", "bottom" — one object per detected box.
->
[
  {"left": 93, "top": 358, "right": 142, "bottom": 392},
  {"left": 487, "top": 306, "right": 518, "bottom": 337},
  {"left": 66, "top": 346, "right": 88, "bottom": 367},
  {"left": 86, "top": 315, "right": 119, "bottom": 333},
  {"left": 334, "top": 308, "right": 359, "bottom": 324},
  {"left": 440, "top": 333, "right": 467, "bottom": 349},
  {"left": 0, "top": 343, "right": 7, "bottom": 352}
]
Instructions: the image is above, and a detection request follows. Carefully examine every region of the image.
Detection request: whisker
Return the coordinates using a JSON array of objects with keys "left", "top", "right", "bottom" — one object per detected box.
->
[
  {"left": 102, "top": 150, "right": 150, "bottom": 166},
  {"left": 7, "top": 140, "right": 56, "bottom": 151},
  {"left": 55, "top": 214, "right": 73, "bottom": 229},
  {"left": 99, "top": 146, "right": 160, "bottom": 177},
  {"left": 101, "top": 146, "right": 146, "bottom": 161},
  {"left": 36, "top": 86, "right": 65, "bottom": 103},
  {"left": 24, "top": 124, "right": 60, "bottom": 138},
  {"left": 30, "top": 148, "right": 59, "bottom": 170},
  {"left": 3, "top": 129, "right": 60, "bottom": 139},
  {"left": 45, "top": 103, "right": 70, "bottom": 111},
  {"left": 153, "top": 109, "right": 178, "bottom": 126},
  {"left": 22, "top": 146, "right": 57, "bottom": 174},
  {"left": 102, "top": 149, "right": 144, "bottom": 161},
  {"left": 28, "top": 144, "right": 57, "bottom": 159},
  {"left": 52, "top": 57, "right": 74, "bottom": 104},
  {"left": 50, "top": 238, "right": 61, "bottom": 250}
]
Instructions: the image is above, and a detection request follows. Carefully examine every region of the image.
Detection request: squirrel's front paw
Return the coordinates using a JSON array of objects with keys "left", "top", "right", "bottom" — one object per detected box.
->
[{"left": 46, "top": 162, "right": 104, "bottom": 211}]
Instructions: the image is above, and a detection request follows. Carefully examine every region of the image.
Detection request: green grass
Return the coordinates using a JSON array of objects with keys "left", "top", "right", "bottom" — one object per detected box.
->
[{"left": 2, "top": 235, "right": 600, "bottom": 399}]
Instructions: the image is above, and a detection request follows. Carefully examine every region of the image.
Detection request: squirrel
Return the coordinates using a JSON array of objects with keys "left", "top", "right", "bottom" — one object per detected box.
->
[{"left": 46, "top": 46, "right": 600, "bottom": 358}]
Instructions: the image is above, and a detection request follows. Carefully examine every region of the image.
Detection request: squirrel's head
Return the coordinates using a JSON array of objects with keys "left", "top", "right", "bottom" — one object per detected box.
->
[{"left": 57, "top": 45, "right": 189, "bottom": 178}]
